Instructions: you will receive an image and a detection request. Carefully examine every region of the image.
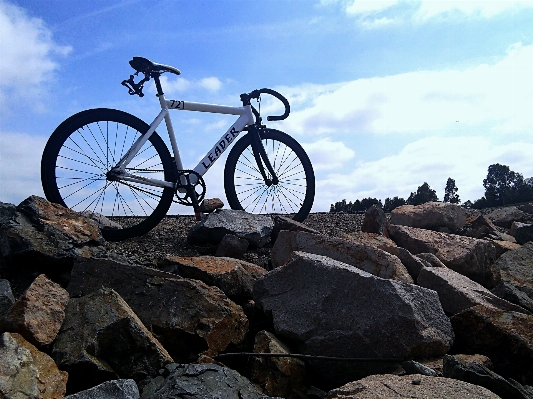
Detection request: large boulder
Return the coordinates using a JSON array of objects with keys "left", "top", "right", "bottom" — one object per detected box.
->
[
  {"left": 141, "top": 363, "right": 280, "bottom": 399},
  {"left": 161, "top": 255, "right": 267, "bottom": 299},
  {"left": 493, "top": 241, "right": 533, "bottom": 300},
  {"left": 388, "top": 224, "right": 500, "bottom": 287},
  {"left": 361, "top": 205, "right": 388, "bottom": 236},
  {"left": 451, "top": 305, "right": 533, "bottom": 385},
  {"left": 0, "top": 197, "right": 105, "bottom": 295},
  {"left": 0, "top": 332, "right": 68, "bottom": 399},
  {"left": 417, "top": 267, "right": 529, "bottom": 316},
  {"left": 443, "top": 354, "right": 533, "bottom": 399},
  {"left": 487, "top": 206, "right": 533, "bottom": 228},
  {"left": 390, "top": 202, "right": 467, "bottom": 232},
  {"left": 511, "top": 222, "right": 533, "bottom": 245},
  {"left": 52, "top": 287, "right": 173, "bottom": 392},
  {"left": 326, "top": 373, "right": 501, "bottom": 399},
  {"left": 67, "top": 258, "right": 248, "bottom": 363},
  {"left": 271, "top": 230, "right": 413, "bottom": 284},
  {"left": 187, "top": 209, "right": 274, "bottom": 248},
  {"left": 0, "top": 279, "right": 15, "bottom": 317},
  {"left": 254, "top": 252, "right": 454, "bottom": 360},
  {"left": 491, "top": 281, "right": 533, "bottom": 314},
  {"left": 1, "top": 274, "right": 69, "bottom": 346},
  {"left": 64, "top": 379, "right": 140, "bottom": 399}
]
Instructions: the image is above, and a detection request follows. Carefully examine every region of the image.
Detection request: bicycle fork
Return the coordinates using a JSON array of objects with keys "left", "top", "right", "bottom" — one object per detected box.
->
[{"left": 249, "top": 126, "right": 278, "bottom": 187}]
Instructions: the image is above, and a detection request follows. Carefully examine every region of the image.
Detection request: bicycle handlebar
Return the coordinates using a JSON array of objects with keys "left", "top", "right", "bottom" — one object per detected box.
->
[{"left": 241, "top": 88, "right": 290, "bottom": 121}]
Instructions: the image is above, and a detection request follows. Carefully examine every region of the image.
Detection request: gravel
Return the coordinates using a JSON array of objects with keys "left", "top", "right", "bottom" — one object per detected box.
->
[{"left": 105, "top": 212, "right": 366, "bottom": 269}]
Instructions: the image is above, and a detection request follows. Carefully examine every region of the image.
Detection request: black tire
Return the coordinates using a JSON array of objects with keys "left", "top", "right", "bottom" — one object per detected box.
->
[
  {"left": 41, "top": 108, "right": 175, "bottom": 241},
  {"left": 224, "top": 128, "right": 314, "bottom": 221}
]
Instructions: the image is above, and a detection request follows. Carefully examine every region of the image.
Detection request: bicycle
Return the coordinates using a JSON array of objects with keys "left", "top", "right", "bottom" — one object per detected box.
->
[{"left": 41, "top": 57, "right": 315, "bottom": 241}]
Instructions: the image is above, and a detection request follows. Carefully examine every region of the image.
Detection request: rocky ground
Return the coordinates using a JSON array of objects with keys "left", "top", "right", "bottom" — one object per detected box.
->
[{"left": 105, "top": 212, "right": 366, "bottom": 269}]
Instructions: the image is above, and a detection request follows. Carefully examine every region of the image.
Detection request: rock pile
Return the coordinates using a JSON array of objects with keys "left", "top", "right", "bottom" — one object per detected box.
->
[{"left": 1, "top": 196, "right": 533, "bottom": 398}]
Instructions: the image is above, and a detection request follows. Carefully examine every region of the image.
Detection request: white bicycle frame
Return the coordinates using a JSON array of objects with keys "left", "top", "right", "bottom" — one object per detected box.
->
[{"left": 114, "top": 91, "right": 255, "bottom": 190}]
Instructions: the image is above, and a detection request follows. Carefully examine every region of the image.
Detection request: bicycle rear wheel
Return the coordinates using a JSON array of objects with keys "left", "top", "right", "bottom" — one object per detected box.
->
[
  {"left": 41, "top": 108, "right": 175, "bottom": 241},
  {"left": 224, "top": 128, "right": 314, "bottom": 221}
]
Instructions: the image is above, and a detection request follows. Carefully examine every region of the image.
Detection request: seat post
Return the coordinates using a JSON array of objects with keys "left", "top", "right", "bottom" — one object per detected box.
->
[{"left": 153, "top": 74, "right": 164, "bottom": 96}]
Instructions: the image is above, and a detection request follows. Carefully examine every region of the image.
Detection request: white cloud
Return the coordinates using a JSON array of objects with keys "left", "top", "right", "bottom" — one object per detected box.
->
[
  {"left": 346, "top": 0, "right": 398, "bottom": 15},
  {"left": 301, "top": 138, "right": 355, "bottom": 171},
  {"left": 281, "top": 42, "right": 533, "bottom": 137},
  {"left": 0, "top": 132, "right": 47, "bottom": 204},
  {"left": 159, "top": 75, "right": 223, "bottom": 96},
  {"left": 415, "top": 0, "right": 533, "bottom": 21},
  {"left": 0, "top": 0, "right": 71, "bottom": 113},
  {"left": 200, "top": 77, "right": 222, "bottom": 92},
  {"left": 311, "top": 136, "right": 533, "bottom": 211}
]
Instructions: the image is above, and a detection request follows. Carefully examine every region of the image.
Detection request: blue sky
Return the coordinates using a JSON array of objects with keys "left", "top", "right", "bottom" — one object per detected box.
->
[{"left": 1, "top": 0, "right": 533, "bottom": 214}]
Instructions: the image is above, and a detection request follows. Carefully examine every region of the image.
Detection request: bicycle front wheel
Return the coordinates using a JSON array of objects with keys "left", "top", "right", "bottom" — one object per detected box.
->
[
  {"left": 224, "top": 128, "right": 315, "bottom": 222},
  {"left": 41, "top": 108, "right": 175, "bottom": 241}
]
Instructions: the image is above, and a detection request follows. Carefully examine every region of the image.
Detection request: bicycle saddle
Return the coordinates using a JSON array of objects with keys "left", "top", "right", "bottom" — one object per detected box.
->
[{"left": 129, "top": 56, "right": 181, "bottom": 76}]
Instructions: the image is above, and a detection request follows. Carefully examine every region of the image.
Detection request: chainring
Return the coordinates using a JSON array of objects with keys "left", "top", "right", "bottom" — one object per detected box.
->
[{"left": 174, "top": 170, "right": 206, "bottom": 206}]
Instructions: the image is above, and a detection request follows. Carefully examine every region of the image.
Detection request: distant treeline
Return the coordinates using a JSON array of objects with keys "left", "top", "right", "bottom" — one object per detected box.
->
[{"left": 330, "top": 163, "right": 533, "bottom": 213}]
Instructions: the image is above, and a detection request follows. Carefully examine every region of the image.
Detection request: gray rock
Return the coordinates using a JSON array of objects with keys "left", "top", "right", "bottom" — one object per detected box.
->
[
  {"left": 80, "top": 210, "right": 123, "bottom": 230},
  {"left": 417, "top": 267, "right": 529, "bottom": 316},
  {"left": 511, "top": 221, "right": 533, "bottom": 244},
  {"left": 188, "top": 209, "right": 274, "bottom": 248},
  {"left": 402, "top": 360, "right": 438, "bottom": 376},
  {"left": 142, "top": 363, "right": 280, "bottom": 399},
  {"left": 254, "top": 251, "right": 454, "bottom": 360},
  {"left": 491, "top": 281, "right": 533, "bottom": 314},
  {"left": 67, "top": 258, "right": 248, "bottom": 363},
  {"left": 0, "top": 279, "right": 15, "bottom": 317},
  {"left": 198, "top": 198, "right": 224, "bottom": 213},
  {"left": 388, "top": 224, "right": 501, "bottom": 288},
  {"left": 271, "top": 230, "right": 413, "bottom": 284},
  {"left": 326, "top": 373, "right": 501, "bottom": 399},
  {"left": 52, "top": 287, "right": 173, "bottom": 392},
  {"left": 443, "top": 354, "right": 533, "bottom": 399},
  {"left": 215, "top": 234, "right": 249, "bottom": 258},
  {"left": 396, "top": 247, "right": 427, "bottom": 280},
  {"left": 494, "top": 241, "right": 533, "bottom": 301},
  {"left": 361, "top": 205, "right": 388, "bottom": 235},
  {"left": 390, "top": 202, "right": 467, "bottom": 232},
  {"left": 451, "top": 305, "right": 533, "bottom": 385},
  {"left": 416, "top": 253, "right": 447, "bottom": 268},
  {"left": 64, "top": 379, "right": 140, "bottom": 399},
  {"left": 271, "top": 214, "right": 320, "bottom": 242},
  {"left": 488, "top": 206, "right": 533, "bottom": 228}
]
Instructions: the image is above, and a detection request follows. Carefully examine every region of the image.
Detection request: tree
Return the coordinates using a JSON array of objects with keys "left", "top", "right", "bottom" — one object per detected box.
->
[
  {"left": 384, "top": 196, "right": 406, "bottom": 212},
  {"left": 407, "top": 182, "right": 438, "bottom": 205},
  {"left": 483, "top": 164, "right": 530, "bottom": 206},
  {"left": 443, "top": 178, "right": 460, "bottom": 204}
]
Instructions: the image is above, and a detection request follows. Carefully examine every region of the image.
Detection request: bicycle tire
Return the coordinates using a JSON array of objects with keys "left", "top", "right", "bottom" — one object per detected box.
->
[
  {"left": 224, "top": 128, "right": 315, "bottom": 221},
  {"left": 41, "top": 108, "right": 175, "bottom": 241}
]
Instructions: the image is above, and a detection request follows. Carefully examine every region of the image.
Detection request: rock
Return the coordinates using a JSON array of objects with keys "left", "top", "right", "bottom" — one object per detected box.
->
[
  {"left": 518, "top": 203, "right": 533, "bottom": 214},
  {"left": 326, "top": 373, "right": 501, "bottom": 399},
  {"left": 271, "top": 230, "right": 413, "bottom": 284},
  {"left": 162, "top": 255, "right": 267, "bottom": 299},
  {"left": 271, "top": 214, "right": 320, "bottom": 242},
  {"left": 417, "top": 267, "right": 529, "bottom": 316},
  {"left": 388, "top": 224, "right": 500, "bottom": 287},
  {"left": 361, "top": 205, "right": 388, "bottom": 236},
  {"left": 64, "top": 379, "right": 140, "bottom": 399},
  {"left": 451, "top": 305, "right": 533, "bottom": 385},
  {"left": 1, "top": 274, "right": 69, "bottom": 346},
  {"left": 255, "top": 251, "right": 454, "bottom": 360},
  {"left": 251, "top": 330, "right": 306, "bottom": 398},
  {"left": 52, "top": 287, "right": 172, "bottom": 392},
  {"left": 443, "top": 354, "right": 533, "bottom": 399},
  {"left": 390, "top": 202, "right": 467, "bottom": 232},
  {"left": 80, "top": 210, "right": 122, "bottom": 230},
  {"left": 141, "top": 363, "right": 280, "bottom": 399},
  {"left": 198, "top": 198, "right": 224, "bottom": 213},
  {"left": 402, "top": 360, "right": 438, "bottom": 376},
  {"left": 415, "top": 253, "right": 447, "bottom": 268},
  {"left": 0, "top": 332, "right": 68, "bottom": 399},
  {"left": 67, "top": 258, "right": 248, "bottom": 363},
  {"left": 0, "top": 197, "right": 105, "bottom": 295},
  {"left": 462, "top": 215, "right": 498, "bottom": 239},
  {"left": 487, "top": 206, "right": 533, "bottom": 228},
  {"left": 494, "top": 242, "right": 533, "bottom": 300},
  {"left": 187, "top": 209, "right": 274, "bottom": 248},
  {"left": 395, "top": 248, "right": 427, "bottom": 280},
  {"left": 342, "top": 231, "right": 399, "bottom": 257},
  {"left": 0, "top": 279, "right": 15, "bottom": 317},
  {"left": 215, "top": 234, "right": 249, "bottom": 258},
  {"left": 491, "top": 281, "right": 533, "bottom": 314},
  {"left": 511, "top": 222, "right": 533, "bottom": 244}
]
